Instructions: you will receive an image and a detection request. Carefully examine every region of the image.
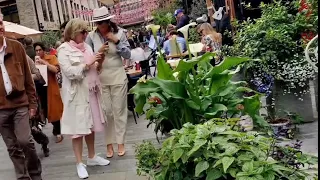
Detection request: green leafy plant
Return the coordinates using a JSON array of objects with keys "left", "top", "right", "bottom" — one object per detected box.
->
[
  {"left": 130, "top": 53, "right": 269, "bottom": 136},
  {"left": 41, "top": 30, "right": 60, "bottom": 49},
  {"left": 135, "top": 141, "right": 160, "bottom": 176},
  {"left": 135, "top": 119, "right": 318, "bottom": 180},
  {"left": 152, "top": 9, "right": 175, "bottom": 30},
  {"left": 230, "top": 0, "right": 316, "bottom": 89},
  {"left": 188, "top": 27, "right": 201, "bottom": 43}
]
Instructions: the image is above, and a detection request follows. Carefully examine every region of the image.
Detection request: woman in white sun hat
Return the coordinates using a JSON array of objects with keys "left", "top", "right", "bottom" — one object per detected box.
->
[{"left": 86, "top": 7, "right": 131, "bottom": 158}]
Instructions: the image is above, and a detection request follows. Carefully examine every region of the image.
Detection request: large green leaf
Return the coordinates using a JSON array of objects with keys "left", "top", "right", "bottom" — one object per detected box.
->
[
  {"left": 174, "top": 52, "right": 214, "bottom": 72},
  {"left": 157, "top": 55, "right": 175, "bottom": 80},
  {"left": 130, "top": 81, "right": 160, "bottom": 95},
  {"left": 243, "top": 94, "right": 261, "bottom": 117},
  {"left": 209, "top": 74, "right": 233, "bottom": 95},
  {"left": 206, "top": 169, "right": 223, "bottom": 180},
  {"left": 204, "top": 104, "right": 228, "bottom": 118},
  {"left": 134, "top": 94, "right": 146, "bottom": 114},
  {"left": 195, "top": 161, "right": 209, "bottom": 177},
  {"left": 222, "top": 156, "right": 235, "bottom": 173},
  {"left": 185, "top": 99, "right": 200, "bottom": 110},
  {"left": 153, "top": 78, "right": 188, "bottom": 99},
  {"left": 204, "top": 57, "right": 252, "bottom": 78},
  {"left": 173, "top": 148, "right": 184, "bottom": 163}
]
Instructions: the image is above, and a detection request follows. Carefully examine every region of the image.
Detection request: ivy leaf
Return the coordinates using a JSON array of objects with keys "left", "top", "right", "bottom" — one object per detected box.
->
[
  {"left": 206, "top": 169, "right": 222, "bottom": 180},
  {"left": 195, "top": 161, "right": 209, "bottom": 177},
  {"left": 222, "top": 157, "right": 235, "bottom": 173},
  {"left": 173, "top": 148, "right": 184, "bottom": 163},
  {"left": 187, "top": 139, "right": 207, "bottom": 157}
]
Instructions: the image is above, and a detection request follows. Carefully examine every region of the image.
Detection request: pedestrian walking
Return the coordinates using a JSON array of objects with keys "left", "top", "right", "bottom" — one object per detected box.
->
[
  {"left": 86, "top": 6, "right": 131, "bottom": 158},
  {"left": 34, "top": 42, "right": 64, "bottom": 143},
  {"left": 0, "top": 14, "right": 42, "bottom": 180},
  {"left": 58, "top": 18, "right": 110, "bottom": 179}
]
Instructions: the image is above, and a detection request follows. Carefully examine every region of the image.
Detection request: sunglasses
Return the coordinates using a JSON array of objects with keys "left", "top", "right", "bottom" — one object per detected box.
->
[{"left": 96, "top": 20, "right": 109, "bottom": 25}]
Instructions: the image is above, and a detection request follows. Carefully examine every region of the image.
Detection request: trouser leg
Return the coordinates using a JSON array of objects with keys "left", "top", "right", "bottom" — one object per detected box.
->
[
  {"left": 110, "top": 83, "right": 128, "bottom": 144},
  {"left": 103, "top": 85, "right": 115, "bottom": 145},
  {"left": 0, "top": 107, "right": 42, "bottom": 180},
  {"left": 51, "top": 121, "right": 61, "bottom": 136}
]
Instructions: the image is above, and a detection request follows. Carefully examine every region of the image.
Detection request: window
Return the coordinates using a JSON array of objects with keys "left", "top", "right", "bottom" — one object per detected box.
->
[
  {"left": 40, "top": 0, "right": 49, "bottom": 21},
  {"left": 70, "top": 1, "right": 74, "bottom": 18},
  {"left": 60, "top": 0, "right": 66, "bottom": 21},
  {"left": 46, "top": 0, "right": 54, "bottom": 22},
  {"left": 64, "top": 0, "right": 70, "bottom": 20}
]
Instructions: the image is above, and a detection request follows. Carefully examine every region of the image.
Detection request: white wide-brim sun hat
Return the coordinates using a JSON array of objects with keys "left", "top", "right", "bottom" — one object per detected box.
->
[{"left": 90, "top": 6, "right": 116, "bottom": 23}]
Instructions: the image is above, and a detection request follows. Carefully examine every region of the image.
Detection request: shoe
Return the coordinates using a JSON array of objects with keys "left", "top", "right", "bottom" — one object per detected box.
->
[
  {"left": 118, "top": 144, "right": 126, "bottom": 157},
  {"left": 55, "top": 135, "right": 64, "bottom": 143},
  {"left": 87, "top": 155, "right": 110, "bottom": 166},
  {"left": 76, "top": 163, "right": 89, "bottom": 179},
  {"left": 42, "top": 145, "right": 50, "bottom": 157}
]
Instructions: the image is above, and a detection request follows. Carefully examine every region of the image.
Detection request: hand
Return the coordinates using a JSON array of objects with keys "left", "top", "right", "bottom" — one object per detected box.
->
[
  {"left": 94, "top": 52, "right": 104, "bottom": 63},
  {"left": 29, "top": 108, "right": 36, "bottom": 118},
  {"left": 94, "top": 61, "right": 99, "bottom": 69},
  {"left": 106, "top": 32, "right": 119, "bottom": 44},
  {"left": 35, "top": 59, "right": 47, "bottom": 65},
  {"left": 98, "top": 44, "right": 109, "bottom": 53}
]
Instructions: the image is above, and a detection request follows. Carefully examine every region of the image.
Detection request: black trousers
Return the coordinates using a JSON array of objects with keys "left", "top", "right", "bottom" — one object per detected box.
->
[{"left": 51, "top": 121, "right": 61, "bottom": 136}]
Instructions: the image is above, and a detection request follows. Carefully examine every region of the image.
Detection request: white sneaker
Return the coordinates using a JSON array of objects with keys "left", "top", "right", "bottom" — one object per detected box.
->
[
  {"left": 87, "top": 155, "right": 110, "bottom": 166},
  {"left": 76, "top": 163, "right": 89, "bottom": 179}
]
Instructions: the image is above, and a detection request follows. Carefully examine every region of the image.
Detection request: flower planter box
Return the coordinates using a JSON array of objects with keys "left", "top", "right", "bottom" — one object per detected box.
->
[{"left": 269, "top": 79, "right": 318, "bottom": 123}]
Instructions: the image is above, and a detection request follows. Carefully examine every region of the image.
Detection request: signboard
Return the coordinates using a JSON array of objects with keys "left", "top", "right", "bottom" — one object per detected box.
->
[{"left": 36, "top": 65, "right": 48, "bottom": 86}]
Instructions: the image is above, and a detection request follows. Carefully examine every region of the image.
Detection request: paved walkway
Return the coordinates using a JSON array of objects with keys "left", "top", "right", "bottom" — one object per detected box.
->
[
  {"left": 0, "top": 114, "right": 156, "bottom": 180},
  {"left": 0, "top": 114, "right": 317, "bottom": 180}
]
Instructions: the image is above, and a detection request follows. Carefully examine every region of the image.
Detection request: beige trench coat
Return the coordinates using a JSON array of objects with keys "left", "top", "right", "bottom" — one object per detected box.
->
[{"left": 57, "top": 42, "right": 106, "bottom": 135}]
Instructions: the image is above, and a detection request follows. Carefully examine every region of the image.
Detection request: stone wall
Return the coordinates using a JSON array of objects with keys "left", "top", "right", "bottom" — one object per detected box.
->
[{"left": 16, "top": 0, "right": 39, "bottom": 30}]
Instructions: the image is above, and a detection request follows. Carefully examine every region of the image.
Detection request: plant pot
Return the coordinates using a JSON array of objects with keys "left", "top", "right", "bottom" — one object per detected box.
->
[
  {"left": 269, "top": 118, "right": 291, "bottom": 138},
  {"left": 269, "top": 80, "right": 318, "bottom": 123}
]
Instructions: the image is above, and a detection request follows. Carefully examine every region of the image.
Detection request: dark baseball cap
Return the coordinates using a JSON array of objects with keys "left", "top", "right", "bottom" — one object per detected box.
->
[{"left": 174, "top": 9, "right": 184, "bottom": 17}]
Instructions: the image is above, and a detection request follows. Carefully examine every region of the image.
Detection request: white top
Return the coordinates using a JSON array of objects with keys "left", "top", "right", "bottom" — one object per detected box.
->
[
  {"left": 0, "top": 38, "right": 12, "bottom": 95},
  {"left": 130, "top": 48, "right": 147, "bottom": 62}
]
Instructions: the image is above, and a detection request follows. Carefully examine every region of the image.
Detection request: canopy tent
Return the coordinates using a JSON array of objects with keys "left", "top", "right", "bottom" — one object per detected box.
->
[{"left": 4, "top": 21, "right": 43, "bottom": 39}]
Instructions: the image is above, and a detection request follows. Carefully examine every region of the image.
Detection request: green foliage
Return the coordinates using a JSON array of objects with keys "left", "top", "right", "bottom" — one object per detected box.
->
[
  {"left": 130, "top": 52, "right": 268, "bottom": 136},
  {"left": 188, "top": 27, "right": 201, "bottom": 43},
  {"left": 135, "top": 141, "right": 160, "bottom": 176},
  {"left": 41, "top": 30, "right": 60, "bottom": 49},
  {"left": 152, "top": 9, "right": 175, "bottom": 29},
  {"left": 190, "top": 0, "right": 208, "bottom": 19},
  {"left": 230, "top": 0, "right": 316, "bottom": 88},
  {"left": 135, "top": 120, "right": 318, "bottom": 180}
]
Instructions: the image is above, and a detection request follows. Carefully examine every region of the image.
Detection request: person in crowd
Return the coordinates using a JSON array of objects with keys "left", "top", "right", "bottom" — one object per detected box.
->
[
  {"left": 60, "top": 21, "right": 69, "bottom": 43},
  {"left": 0, "top": 14, "right": 42, "bottom": 180},
  {"left": 34, "top": 42, "right": 64, "bottom": 143},
  {"left": 57, "top": 18, "right": 110, "bottom": 179},
  {"left": 128, "top": 39, "right": 147, "bottom": 63},
  {"left": 27, "top": 55, "right": 50, "bottom": 157},
  {"left": 24, "top": 36, "right": 36, "bottom": 60},
  {"left": 163, "top": 30, "right": 187, "bottom": 56},
  {"left": 86, "top": 6, "right": 131, "bottom": 158},
  {"left": 169, "top": 9, "right": 190, "bottom": 30},
  {"left": 199, "top": 22, "right": 222, "bottom": 52}
]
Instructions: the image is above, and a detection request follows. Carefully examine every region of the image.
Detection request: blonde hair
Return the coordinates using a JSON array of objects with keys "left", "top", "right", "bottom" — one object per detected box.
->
[
  {"left": 200, "top": 23, "right": 222, "bottom": 44},
  {"left": 64, "top": 19, "right": 88, "bottom": 42}
]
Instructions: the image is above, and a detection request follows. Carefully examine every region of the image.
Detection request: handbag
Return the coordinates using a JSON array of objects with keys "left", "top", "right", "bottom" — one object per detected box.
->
[{"left": 35, "top": 74, "right": 46, "bottom": 87}]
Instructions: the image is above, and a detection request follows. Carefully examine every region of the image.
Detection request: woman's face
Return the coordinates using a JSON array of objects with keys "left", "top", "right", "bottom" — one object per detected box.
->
[
  {"left": 35, "top": 45, "right": 45, "bottom": 58},
  {"left": 96, "top": 21, "right": 110, "bottom": 34},
  {"left": 74, "top": 30, "right": 88, "bottom": 44}
]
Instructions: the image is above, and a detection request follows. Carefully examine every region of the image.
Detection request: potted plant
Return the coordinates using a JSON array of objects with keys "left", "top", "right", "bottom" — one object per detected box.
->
[
  {"left": 229, "top": 0, "right": 318, "bottom": 122},
  {"left": 135, "top": 119, "right": 318, "bottom": 179}
]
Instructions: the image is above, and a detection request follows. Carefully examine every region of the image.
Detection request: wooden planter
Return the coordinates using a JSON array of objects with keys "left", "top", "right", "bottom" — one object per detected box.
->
[{"left": 268, "top": 79, "right": 318, "bottom": 123}]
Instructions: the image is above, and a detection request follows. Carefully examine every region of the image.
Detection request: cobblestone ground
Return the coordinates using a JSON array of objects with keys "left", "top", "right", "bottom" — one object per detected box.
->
[{"left": 0, "top": 115, "right": 318, "bottom": 180}]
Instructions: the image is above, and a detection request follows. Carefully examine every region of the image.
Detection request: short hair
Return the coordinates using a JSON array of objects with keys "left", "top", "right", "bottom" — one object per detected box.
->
[
  {"left": 64, "top": 19, "right": 88, "bottom": 42},
  {"left": 23, "top": 37, "right": 33, "bottom": 46},
  {"left": 33, "top": 42, "right": 47, "bottom": 51},
  {"left": 60, "top": 21, "right": 69, "bottom": 30},
  {"left": 169, "top": 31, "right": 179, "bottom": 36}
]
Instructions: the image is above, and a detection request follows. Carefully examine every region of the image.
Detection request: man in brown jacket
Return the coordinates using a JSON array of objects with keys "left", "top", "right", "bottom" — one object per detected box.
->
[{"left": 0, "top": 14, "right": 42, "bottom": 179}]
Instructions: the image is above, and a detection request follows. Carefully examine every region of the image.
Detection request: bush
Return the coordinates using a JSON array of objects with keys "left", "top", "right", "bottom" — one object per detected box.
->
[{"left": 135, "top": 119, "right": 318, "bottom": 180}]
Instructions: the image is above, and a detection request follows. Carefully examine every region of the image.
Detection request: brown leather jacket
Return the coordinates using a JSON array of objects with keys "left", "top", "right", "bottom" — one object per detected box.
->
[{"left": 0, "top": 38, "right": 37, "bottom": 110}]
